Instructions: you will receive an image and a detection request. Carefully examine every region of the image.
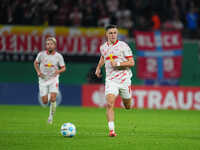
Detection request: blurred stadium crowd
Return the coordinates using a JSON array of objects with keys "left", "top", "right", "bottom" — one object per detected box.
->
[{"left": 0, "top": 0, "right": 199, "bottom": 38}]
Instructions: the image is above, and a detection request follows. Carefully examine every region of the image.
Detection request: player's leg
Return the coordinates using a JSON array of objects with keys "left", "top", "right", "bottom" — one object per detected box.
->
[
  {"left": 122, "top": 98, "right": 132, "bottom": 109},
  {"left": 42, "top": 96, "right": 48, "bottom": 104},
  {"left": 48, "top": 82, "right": 59, "bottom": 124},
  {"left": 39, "top": 84, "right": 49, "bottom": 104},
  {"left": 49, "top": 92, "right": 57, "bottom": 116},
  {"left": 120, "top": 85, "right": 132, "bottom": 109},
  {"left": 105, "top": 81, "right": 119, "bottom": 137},
  {"left": 106, "top": 93, "right": 116, "bottom": 123}
]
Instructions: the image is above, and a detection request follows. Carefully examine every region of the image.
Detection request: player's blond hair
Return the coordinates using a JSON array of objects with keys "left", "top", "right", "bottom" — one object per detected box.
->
[{"left": 46, "top": 37, "right": 57, "bottom": 45}]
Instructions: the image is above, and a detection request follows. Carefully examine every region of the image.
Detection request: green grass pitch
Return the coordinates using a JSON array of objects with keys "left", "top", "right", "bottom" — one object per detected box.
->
[{"left": 0, "top": 105, "right": 200, "bottom": 150}]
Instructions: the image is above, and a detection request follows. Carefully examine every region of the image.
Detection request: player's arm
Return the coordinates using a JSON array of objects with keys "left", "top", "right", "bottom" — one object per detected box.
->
[
  {"left": 95, "top": 56, "right": 104, "bottom": 78},
  {"left": 33, "top": 60, "right": 44, "bottom": 78},
  {"left": 111, "top": 56, "right": 135, "bottom": 68},
  {"left": 54, "top": 55, "right": 66, "bottom": 76},
  {"left": 54, "top": 65, "right": 66, "bottom": 76}
]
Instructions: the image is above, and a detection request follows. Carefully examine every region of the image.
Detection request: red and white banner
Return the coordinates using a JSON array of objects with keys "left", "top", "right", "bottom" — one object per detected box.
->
[
  {"left": 82, "top": 84, "right": 200, "bottom": 110},
  {"left": 0, "top": 26, "right": 128, "bottom": 55},
  {"left": 135, "top": 30, "right": 183, "bottom": 79}
]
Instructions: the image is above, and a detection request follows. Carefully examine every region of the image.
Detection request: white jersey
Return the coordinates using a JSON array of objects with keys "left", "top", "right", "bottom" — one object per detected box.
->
[
  {"left": 35, "top": 50, "right": 65, "bottom": 85},
  {"left": 100, "top": 40, "right": 133, "bottom": 84}
]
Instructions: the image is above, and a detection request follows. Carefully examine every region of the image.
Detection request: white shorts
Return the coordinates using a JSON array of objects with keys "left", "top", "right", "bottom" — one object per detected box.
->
[
  {"left": 105, "top": 80, "right": 132, "bottom": 99},
  {"left": 39, "top": 82, "right": 59, "bottom": 97}
]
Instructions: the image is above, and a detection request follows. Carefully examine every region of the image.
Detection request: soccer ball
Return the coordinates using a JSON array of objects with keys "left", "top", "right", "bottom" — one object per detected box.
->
[{"left": 61, "top": 123, "right": 76, "bottom": 137}]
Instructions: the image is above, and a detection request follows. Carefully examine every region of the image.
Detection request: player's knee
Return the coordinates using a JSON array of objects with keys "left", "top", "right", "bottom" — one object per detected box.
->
[
  {"left": 106, "top": 102, "right": 114, "bottom": 109},
  {"left": 50, "top": 98, "right": 56, "bottom": 103},
  {"left": 42, "top": 96, "right": 48, "bottom": 104},
  {"left": 106, "top": 94, "right": 116, "bottom": 109},
  {"left": 50, "top": 96, "right": 56, "bottom": 102},
  {"left": 50, "top": 93, "right": 57, "bottom": 102}
]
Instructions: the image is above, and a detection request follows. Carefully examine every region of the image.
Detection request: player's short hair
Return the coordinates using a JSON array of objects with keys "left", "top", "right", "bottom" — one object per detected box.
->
[
  {"left": 105, "top": 25, "right": 118, "bottom": 31},
  {"left": 46, "top": 37, "right": 57, "bottom": 45}
]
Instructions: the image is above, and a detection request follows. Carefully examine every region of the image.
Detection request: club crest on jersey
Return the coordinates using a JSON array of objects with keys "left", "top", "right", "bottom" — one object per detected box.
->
[{"left": 45, "top": 63, "right": 54, "bottom": 68}]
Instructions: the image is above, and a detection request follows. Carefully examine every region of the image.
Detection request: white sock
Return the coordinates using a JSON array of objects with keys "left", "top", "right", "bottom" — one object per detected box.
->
[
  {"left": 108, "top": 121, "right": 115, "bottom": 131},
  {"left": 49, "top": 101, "right": 56, "bottom": 117}
]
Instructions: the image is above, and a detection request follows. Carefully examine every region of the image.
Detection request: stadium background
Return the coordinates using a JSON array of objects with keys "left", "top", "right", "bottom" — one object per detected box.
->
[{"left": 0, "top": 0, "right": 200, "bottom": 108}]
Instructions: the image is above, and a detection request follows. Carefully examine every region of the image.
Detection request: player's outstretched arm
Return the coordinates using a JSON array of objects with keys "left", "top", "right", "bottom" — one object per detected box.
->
[{"left": 95, "top": 56, "right": 104, "bottom": 78}]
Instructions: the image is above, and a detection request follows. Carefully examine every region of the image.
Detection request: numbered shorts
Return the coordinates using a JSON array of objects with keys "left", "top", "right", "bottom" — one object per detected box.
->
[
  {"left": 105, "top": 80, "right": 132, "bottom": 99},
  {"left": 39, "top": 82, "right": 59, "bottom": 97}
]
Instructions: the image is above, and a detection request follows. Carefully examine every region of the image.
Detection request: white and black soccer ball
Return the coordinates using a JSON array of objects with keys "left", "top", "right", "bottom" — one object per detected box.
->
[{"left": 61, "top": 123, "right": 76, "bottom": 137}]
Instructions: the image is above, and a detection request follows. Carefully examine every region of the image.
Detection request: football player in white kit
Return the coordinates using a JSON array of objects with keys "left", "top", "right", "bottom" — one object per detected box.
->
[
  {"left": 95, "top": 25, "right": 135, "bottom": 137},
  {"left": 34, "top": 37, "right": 66, "bottom": 124}
]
